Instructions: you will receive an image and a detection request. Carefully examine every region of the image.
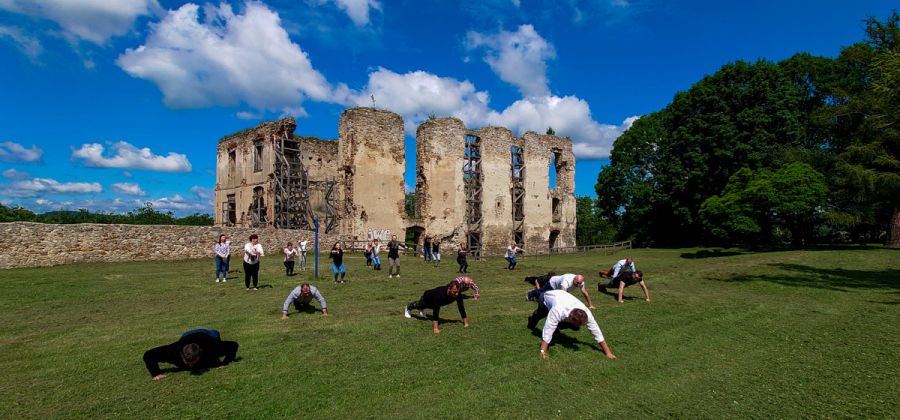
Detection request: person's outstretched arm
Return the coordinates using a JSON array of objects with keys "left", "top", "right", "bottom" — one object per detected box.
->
[
  {"left": 216, "top": 340, "right": 239, "bottom": 366},
  {"left": 618, "top": 282, "right": 626, "bottom": 303},
  {"left": 143, "top": 344, "right": 171, "bottom": 379},
  {"left": 581, "top": 287, "right": 595, "bottom": 309},
  {"left": 281, "top": 287, "right": 301, "bottom": 319},
  {"left": 313, "top": 288, "right": 329, "bottom": 315},
  {"left": 639, "top": 281, "right": 651, "bottom": 302}
]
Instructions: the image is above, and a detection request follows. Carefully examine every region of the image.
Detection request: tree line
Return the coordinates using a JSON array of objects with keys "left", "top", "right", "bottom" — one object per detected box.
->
[
  {"left": 594, "top": 12, "right": 899, "bottom": 248},
  {"left": 0, "top": 202, "right": 213, "bottom": 226}
]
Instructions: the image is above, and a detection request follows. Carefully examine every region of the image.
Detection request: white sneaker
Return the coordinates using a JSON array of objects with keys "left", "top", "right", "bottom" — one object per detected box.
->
[
  {"left": 223, "top": 279, "right": 226, "bottom": 283},
  {"left": 215, "top": 279, "right": 220, "bottom": 283},
  {"left": 389, "top": 275, "right": 393, "bottom": 279},
  {"left": 419, "top": 310, "right": 425, "bottom": 317},
  {"left": 396, "top": 275, "right": 400, "bottom": 278},
  {"left": 404, "top": 306, "right": 411, "bottom": 318}
]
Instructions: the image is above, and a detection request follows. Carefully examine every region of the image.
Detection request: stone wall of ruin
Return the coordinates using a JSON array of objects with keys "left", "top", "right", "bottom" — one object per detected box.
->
[
  {"left": 338, "top": 108, "right": 407, "bottom": 241},
  {"left": 414, "top": 118, "right": 468, "bottom": 245},
  {"left": 0, "top": 222, "right": 340, "bottom": 269},
  {"left": 522, "top": 132, "right": 577, "bottom": 250}
]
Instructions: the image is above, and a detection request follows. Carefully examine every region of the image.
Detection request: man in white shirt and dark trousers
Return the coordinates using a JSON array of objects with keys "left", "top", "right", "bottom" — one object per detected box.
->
[
  {"left": 528, "top": 290, "right": 616, "bottom": 359},
  {"left": 526, "top": 273, "right": 595, "bottom": 309}
]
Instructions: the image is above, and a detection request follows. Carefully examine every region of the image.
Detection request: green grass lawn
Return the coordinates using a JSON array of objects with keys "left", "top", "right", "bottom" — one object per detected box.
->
[{"left": 1, "top": 247, "right": 898, "bottom": 418}]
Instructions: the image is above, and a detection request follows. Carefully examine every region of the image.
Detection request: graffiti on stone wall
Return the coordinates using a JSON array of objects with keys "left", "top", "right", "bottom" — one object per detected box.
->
[{"left": 367, "top": 229, "right": 391, "bottom": 241}]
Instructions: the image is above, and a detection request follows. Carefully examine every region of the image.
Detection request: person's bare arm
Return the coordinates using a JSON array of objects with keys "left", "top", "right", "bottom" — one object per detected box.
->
[
  {"left": 432, "top": 319, "right": 440, "bottom": 334},
  {"left": 582, "top": 287, "right": 595, "bottom": 309},
  {"left": 618, "top": 283, "right": 626, "bottom": 303},
  {"left": 640, "top": 281, "right": 651, "bottom": 302},
  {"left": 540, "top": 340, "right": 550, "bottom": 359},
  {"left": 598, "top": 341, "right": 616, "bottom": 359}
]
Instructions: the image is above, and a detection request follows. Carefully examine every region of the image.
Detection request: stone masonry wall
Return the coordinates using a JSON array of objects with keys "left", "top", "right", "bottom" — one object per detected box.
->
[
  {"left": 415, "top": 118, "right": 468, "bottom": 246},
  {"left": 0, "top": 222, "right": 340, "bottom": 269}
]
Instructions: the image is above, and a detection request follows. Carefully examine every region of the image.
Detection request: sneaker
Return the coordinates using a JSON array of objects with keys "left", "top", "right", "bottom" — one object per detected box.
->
[
  {"left": 223, "top": 279, "right": 226, "bottom": 283},
  {"left": 246, "top": 288, "right": 250, "bottom": 291},
  {"left": 419, "top": 310, "right": 425, "bottom": 317},
  {"left": 396, "top": 275, "right": 400, "bottom": 278},
  {"left": 404, "top": 306, "right": 411, "bottom": 318},
  {"left": 253, "top": 287, "right": 258, "bottom": 290},
  {"left": 389, "top": 275, "right": 393, "bottom": 279},
  {"left": 216, "top": 279, "right": 220, "bottom": 283}
]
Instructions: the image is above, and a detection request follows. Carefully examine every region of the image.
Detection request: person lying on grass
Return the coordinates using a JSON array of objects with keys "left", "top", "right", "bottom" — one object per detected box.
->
[
  {"left": 599, "top": 270, "right": 650, "bottom": 304},
  {"left": 404, "top": 280, "right": 470, "bottom": 334},
  {"left": 527, "top": 290, "right": 616, "bottom": 360},
  {"left": 143, "top": 329, "right": 239, "bottom": 381},
  {"left": 281, "top": 283, "right": 329, "bottom": 319},
  {"left": 526, "top": 273, "right": 595, "bottom": 309}
]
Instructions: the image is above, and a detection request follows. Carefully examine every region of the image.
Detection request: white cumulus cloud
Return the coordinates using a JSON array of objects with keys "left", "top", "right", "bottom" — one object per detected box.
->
[
  {"left": 466, "top": 24, "right": 556, "bottom": 97},
  {"left": 71, "top": 141, "right": 192, "bottom": 172},
  {"left": 2, "top": 177, "right": 102, "bottom": 197},
  {"left": 2, "top": 168, "right": 30, "bottom": 180},
  {"left": 319, "top": 0, "right": 381, "bottom": 26},
  {"left": 111, "top": 182, "right": 146, "bottom": 196},
  {"left": 0, "top": 141, "right": 43, "bottom": 163},
  {"left": 117, "top": 2, "right": 334, "bottom": 115},
  {"left": 0, "top": 0, "right": 161, "bottom": 44},
  {"left": 189, "top": 185, "right": 213, "bottom": 201}
]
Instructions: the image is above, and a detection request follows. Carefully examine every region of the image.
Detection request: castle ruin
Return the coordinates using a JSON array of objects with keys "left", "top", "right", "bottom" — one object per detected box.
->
[{"left": 214, "top": 107, "right": 575, "bottom": 256}]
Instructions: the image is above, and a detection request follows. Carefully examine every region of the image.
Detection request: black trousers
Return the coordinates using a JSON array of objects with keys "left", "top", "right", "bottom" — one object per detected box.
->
[
  {"left": 457, "top": 256, "right": 468, "bottom": 273},
  {"left": 284, "top": 260, "right": 295, "bottom": 275},
  {"left": 244, "top": 262, "right": 260, "bottom": 288}
]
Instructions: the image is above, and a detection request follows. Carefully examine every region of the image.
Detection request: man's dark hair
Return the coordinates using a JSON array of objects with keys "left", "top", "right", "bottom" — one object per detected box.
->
[
  {"left": 568, "top": 309, "right": 587, "bottom": 327},
  {"left": 447, "top": 281, "right": 460, "bottom": 291},
  {"left": 180, "top": 343, "right": 202, "bottom": 366},
  {"left": 249, "top": 234, "right": 259, "bottom": 241},
  {"left": 634, "top": 270, "right": 643, "bottom": 281}
]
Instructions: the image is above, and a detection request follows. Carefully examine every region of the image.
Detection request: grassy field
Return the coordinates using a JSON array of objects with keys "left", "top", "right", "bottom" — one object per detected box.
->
[{"left": 1, "top": 247, "right": 898, "bottom": 418}]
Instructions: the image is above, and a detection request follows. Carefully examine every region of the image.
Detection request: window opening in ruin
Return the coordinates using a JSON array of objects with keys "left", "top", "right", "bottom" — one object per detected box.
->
[
  {"left": 464, "top": 134, "right": 483, "bottom": 258},
  {"left": 406, "top": 226, "right": 425, "bottom": 253},
  {"left": 228, "top": 150, "right": 236, "bottom": 182},
  {"left": 549, "top": 230, "right": 560, "bottom": 252},
  {"left": 510, "top": 145, "right": 526, "bottom": 247},
  {"left": 552, "top": 197, "right": 561, "bottom": 222},
  {"left": 549, "top": 149, "right": 561, "bottom": 189},
  {"left": 225, "top": 194, "right": 236, "bottom": 226},
  {"left": 253, "top": 141, "right": 263, "bottom": 172},
  {"left": 250, "top": 186, "right": 267, "bottom": 227}
]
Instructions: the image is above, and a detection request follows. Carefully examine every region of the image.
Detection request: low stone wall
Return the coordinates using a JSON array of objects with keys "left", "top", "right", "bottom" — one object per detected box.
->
[{"left": 0, "top": 222, "right": 341, "bottom": 269}]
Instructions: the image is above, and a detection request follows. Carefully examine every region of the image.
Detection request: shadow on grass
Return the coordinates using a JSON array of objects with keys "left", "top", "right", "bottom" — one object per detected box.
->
[
  {"left": 680, "top": 249, "right": 745, "bottom": 259},
  {"left": 528, "top": 328, "right": 589, "bottom": 350},
  {"left": 595, "top": 285, "right": 637, "bottom": 301},
  {"left": 721, "top": 263, "right": 900, "bottom": 291},
  {"left": 409, "top": 313, "right": 463, "bottom": 325},
  {"left": 158, "top": 356, "right": 244, "bottom": 377}
]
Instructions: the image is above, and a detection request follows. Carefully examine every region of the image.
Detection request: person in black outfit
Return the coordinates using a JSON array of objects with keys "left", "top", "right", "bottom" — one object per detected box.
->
[
  {"left": 330, "top": 242, "right": 347, "bottom": 283},
  {"left": 457, "top": 242, "right": 469, "bottom": 273},
  {"left": 524, "top": 271, "right": 556, "bottom": 289},
  {"left": 404, "top": 281, "right": 470, "bottom": 334},
  {"left": 423, "top": 234, "right": 433, "bottom": 262},
  {"left": 387, "top": 235, "right": 405, "bottom": 278},
  {"left": 142, "top": 329, "right": 238, "bottom": 381}
]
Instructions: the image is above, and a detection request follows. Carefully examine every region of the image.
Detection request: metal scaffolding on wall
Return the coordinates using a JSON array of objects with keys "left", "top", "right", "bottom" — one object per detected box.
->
[
  {"left": 510, "top": 145, "right": 526, "bottom": 246},
  {"left": 272, "top": 132, "right": 314, "bottom": 230},
  {"left": 464, "top": 134, "right": 483, "bottom": 258}
]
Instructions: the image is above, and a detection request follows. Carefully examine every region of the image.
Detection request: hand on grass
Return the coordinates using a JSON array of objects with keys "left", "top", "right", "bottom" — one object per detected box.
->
[
  {"left": 540, "top": 351, "right": 548, "bottom": 360},
  {"left": 463, "top": 319, "right": 470, "bottom": 328},
  {"left": 281, "top": 314, "right": 288, "bottom": 320},
  {"left": 433, "top": 327, "right": 441, "bottom": 334},
  {"left": 618, "top": 300, "right": 624, "bottom": 304},
  {"left": 152, "top": 374, "right": 166, "bottom": 381},
  {"left": 605, "top": 352, "right": 617, "bottom": 359},
  {"left": 645, "top": 298, "right": 651, "bottom": 303},
  {"left": 588, "top": 305, "right": 596, "bottom": 310}
]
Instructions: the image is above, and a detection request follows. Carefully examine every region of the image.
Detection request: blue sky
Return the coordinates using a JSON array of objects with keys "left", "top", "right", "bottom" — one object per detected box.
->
[{"left": 0, "top": 0, "right": 895, "bottom": 215}]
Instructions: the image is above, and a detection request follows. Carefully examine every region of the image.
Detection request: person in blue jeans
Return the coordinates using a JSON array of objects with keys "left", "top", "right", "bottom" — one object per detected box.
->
[
  {"left": 330, "top": 242, "right": 347, "bottom": 283},
  {"left": 214, "top": 234, "right": 230, "bottom": 283}
]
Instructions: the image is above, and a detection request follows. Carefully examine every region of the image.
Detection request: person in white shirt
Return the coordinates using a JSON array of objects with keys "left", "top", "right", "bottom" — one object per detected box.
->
[
  {"left": 600, "top": 257, "right": 636, "bottom": 279},
  {"left": 526, "top": 273, "right": 595, "bottom": 309},
  {"left": 283, "top": 242, "right": 298, "bottom": 276},
  {"left": 243, "top": 234, "right": 264, "bottom": 290},
  {"left": 214, "top": 234, "right": 230, "bottom": 283},
  {"left": 297, "top": 236, "right": 309, "bottom": 271},
  {"left": 504, "top": 243, "right": 524, "bottom": 270},
  {"left": 528, "top": 290, "right": 616, "bottom": 359}
]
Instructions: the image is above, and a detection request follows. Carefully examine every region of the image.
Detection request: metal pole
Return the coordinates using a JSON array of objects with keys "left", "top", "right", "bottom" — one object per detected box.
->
[{"left": 314, "top": 217, "right": 319, "bottom": 279}]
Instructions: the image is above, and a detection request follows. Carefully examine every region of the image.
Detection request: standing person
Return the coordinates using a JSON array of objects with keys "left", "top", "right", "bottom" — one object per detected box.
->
[
  {"left": 283, "top": 242, "right": 298, "bottom": 276},
  {"left": 364, "top": 241, "right": 373, "bottom": 267},
  {"left": 504, "top": 242, "right": 524, "bottom": 270},
  {"left": 243, "top": 234, "right": 264, "bottom": 290},
  {"left": 599, "top": 271, "right": 650, "bottom": 304},
  {"left": 297, "top": 236, "right": 309, "bottom": 271},
  {"left": 387, "top": 235, "right": 405, "bottom": 279},
  {"left": 214, "top": 234, "right": 230, "bottom": 283},
  {"left": 371, "top": 239, "right": 383, "bottom": 271},
  {"left": 423, "top": 234, "right": 433, "bottom": 262},
  {"left": 526, "top": 273, "right": 595, "bottom": 309},
  {"left": 432, "top": 238, "right": 441, "bottom": 267},
  {"left": 527, "top": 290, "right": 616, "bottom": 359},
  {"left": 330, "top": 242, "right": 347, "bottom": 283},
  {"left": 403, "top": 280, "right": 470, "bottom": 334},
  {"left": 599, "top": 257, "right": 637, "bottom": 279},
  {"left": 142, "top": 329, "right": 239, "bottom": 381},
  {"left": 457, "top": 242, "right": 469, "bottom": 273},
  {"left": 280, "top": 283, "right": 328, "bottom": 319},
  {"left": 451, "top": 275, "right": 480, "bottom": 301},
  {"left": 223, "top": 234, "right": 233, "bottom": 274}
]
